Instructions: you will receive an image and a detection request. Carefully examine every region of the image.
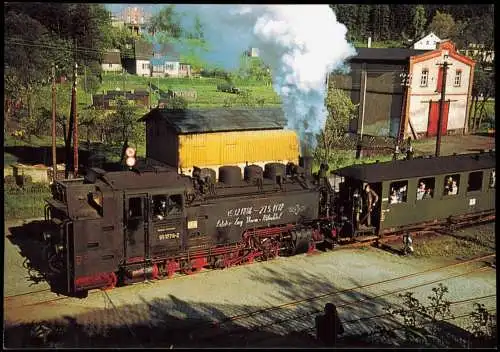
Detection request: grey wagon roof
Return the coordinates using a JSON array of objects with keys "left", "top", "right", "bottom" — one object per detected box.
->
[
  {"left": 334, "top": 152, "right": 496, "bottom": 183},
  {"left": 138, "top": 107, "right": 286, "bottom": 134}
]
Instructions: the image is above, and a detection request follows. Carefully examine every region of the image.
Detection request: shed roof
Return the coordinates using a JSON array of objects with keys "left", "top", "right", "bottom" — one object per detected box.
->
[
  {"left": 348, "top": 48, "right": 430, "bottom": 63},
  {"left": 103, "top": 50, "right": 121, "bottom": 64},
  {"left": 138, "top": 107, "right": 287, "bottom": 134},
  {"left": 334, "top": 152, "right": 495, "bottom": 183}
]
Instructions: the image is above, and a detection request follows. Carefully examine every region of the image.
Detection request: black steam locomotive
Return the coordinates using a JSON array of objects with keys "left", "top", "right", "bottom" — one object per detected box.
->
[
  {"left": 43, "top": 149, "right": 495, "bottom": 296},
  {"left": 43, "top": 155, "right": 337, "bottom": 295}
]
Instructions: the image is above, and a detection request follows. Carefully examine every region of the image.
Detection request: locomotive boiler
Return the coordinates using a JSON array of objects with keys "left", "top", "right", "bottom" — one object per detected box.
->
[{"left": 42, "top": 154, "right": 337, "bottom": 295}]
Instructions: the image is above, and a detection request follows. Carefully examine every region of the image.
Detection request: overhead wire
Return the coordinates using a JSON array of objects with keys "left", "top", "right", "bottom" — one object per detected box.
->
[
  {"left": 189, "top": 254, "right": 494, "bottom": 339},
  {"left": 196, "top": 263, "right": 493, "bottom": 339}
]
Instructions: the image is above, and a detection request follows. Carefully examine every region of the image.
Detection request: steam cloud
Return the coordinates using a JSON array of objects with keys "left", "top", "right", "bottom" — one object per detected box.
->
[{"left": 174, "top": 5, "right": 356, "bottom": 152}]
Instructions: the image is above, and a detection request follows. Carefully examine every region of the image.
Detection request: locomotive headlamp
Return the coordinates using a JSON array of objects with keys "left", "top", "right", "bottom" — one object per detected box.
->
[
  {"left": 126, "top": 156, "right": 136, "bottom": 168},
  {"left": 125, "top": 147, "right": 136, "bottom": 157},
  {"left": 125, "top": 147, "right": 136, "bottom": 168}
]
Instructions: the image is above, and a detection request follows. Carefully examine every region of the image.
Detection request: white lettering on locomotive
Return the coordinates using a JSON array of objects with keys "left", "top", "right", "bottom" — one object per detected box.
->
[
  {"left": 216, "top": 202, "right": 287, "bottom": 228},
  {"left": 158, "top": 232, "right": 180, "bottom": 240}
]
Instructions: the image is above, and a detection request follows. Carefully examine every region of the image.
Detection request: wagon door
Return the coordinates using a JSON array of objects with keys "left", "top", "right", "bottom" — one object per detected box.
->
[{"left": 124, "top": 194, "right": 149, "bottom": 262}]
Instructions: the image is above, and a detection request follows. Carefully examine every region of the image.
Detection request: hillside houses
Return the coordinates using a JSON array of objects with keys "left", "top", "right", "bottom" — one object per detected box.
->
[{"left": 113, "top": 40, "right": 191, "bottom": 78}]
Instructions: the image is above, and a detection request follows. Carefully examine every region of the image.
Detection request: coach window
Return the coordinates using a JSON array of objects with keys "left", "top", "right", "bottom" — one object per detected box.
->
[
  {"left": 416, "top": 177, "right": 435, "bottom": 200},
  {"left": 467, "top": 171, "right": 483, "bottom": 192},
  {"left": 389, "top": 181, "right": 408, "bottom": 204},
  {"left": 443, "top": 174, "right": 460, "bottom": 196},
  {"left": 128, "top": 197, "right": 142, "bottom": 218}
]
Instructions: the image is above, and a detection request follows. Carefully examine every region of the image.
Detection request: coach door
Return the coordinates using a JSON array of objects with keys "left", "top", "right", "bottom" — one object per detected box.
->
[{"left": 124, "top": 193, "right": 149, "bottom": 262}]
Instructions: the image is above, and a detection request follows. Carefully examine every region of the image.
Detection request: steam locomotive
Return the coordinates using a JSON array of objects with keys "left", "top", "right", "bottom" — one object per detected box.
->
[
  {"left": 42, "top": 148, "right": 495, "bottom": 296},
  {"left": 43, "top": 153, "right": 338, "bottom": 295}
]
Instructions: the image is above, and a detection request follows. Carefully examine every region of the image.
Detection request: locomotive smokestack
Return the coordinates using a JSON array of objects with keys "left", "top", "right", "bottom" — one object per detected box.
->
[{"left": 299, "top": 155, "right": 313, "bottom": 177}]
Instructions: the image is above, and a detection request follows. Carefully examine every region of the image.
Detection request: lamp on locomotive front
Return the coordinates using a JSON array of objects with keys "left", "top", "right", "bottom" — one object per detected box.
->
[{"left": 125, "top": 147, "right": 137, "bottom": 168}]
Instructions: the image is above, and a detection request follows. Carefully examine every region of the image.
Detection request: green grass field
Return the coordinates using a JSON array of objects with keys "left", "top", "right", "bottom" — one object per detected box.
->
[{"left": 95, "top": 74, "right": 281, "bottom": 108}]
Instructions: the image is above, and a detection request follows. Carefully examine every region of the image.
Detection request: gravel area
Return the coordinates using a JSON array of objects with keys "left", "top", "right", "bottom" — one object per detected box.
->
[
  {"left": 4, "top": 217, "right": 496, "bottom": 348},
  {"left": 4, "top": 239, "right": 496, "bottom": 347}
]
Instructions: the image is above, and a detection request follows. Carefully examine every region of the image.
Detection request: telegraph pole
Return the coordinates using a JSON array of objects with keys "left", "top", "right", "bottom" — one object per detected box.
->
[
  {"left": 435, "top": 60, "right": 451, "bottom": 157},
  {"left": 72, "top": 63, "right": 79, "bottom": 178},
  {"left": 51, "top": 63, "right": 57, "bottom": 181},
  {"left": 356, "top": 63, "right": 368, "bottom": 159}
]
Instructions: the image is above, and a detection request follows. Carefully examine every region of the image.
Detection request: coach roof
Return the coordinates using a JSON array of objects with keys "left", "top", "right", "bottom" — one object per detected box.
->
[
  {"left": 138, "top": 107, "right": 286, "bottom": 134},
  {"left": 334, "top": 152, "right": 496, "bottom": 183}
]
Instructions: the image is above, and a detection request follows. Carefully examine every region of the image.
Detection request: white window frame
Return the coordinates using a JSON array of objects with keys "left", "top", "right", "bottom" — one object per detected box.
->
[
  {"left": 454, "top": 70, "right": 462, "bottom": 87},
  {"left": 420, "top": 69, "right": 429, "bottom": 87}
]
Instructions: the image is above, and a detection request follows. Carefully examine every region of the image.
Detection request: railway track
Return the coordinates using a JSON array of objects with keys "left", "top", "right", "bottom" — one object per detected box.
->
[
  {"left": 183, "top": 253, "right": 495, "bottom": 345},
  {"left": 5, "top": 251, "right": 495, "bottom": 347},
  {"left": 5, "top": 216, "right": 494, "bottom": 308}
]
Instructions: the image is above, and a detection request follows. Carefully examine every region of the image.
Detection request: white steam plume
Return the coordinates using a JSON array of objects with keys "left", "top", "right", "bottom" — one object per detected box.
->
[{"left": 175, "top": 5, "right": 356, "bottom": 152}]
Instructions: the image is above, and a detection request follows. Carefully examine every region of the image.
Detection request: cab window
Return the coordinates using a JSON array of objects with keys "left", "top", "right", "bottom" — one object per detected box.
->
[
  {"left": 467, "top": 171, "right": 483, "bottom": 192},
  {"left": 444, "top": 174, "right": 460, "bottom": 196},
  {"left": 128, "top": 197, "right": 142, "bottom": 218},
  {"left": 489, "top": 170, "right": 495, "bottom": 188},
  {"left": 88, "top": 190, "right": 104, "bottom": 215},
  {"left": 389, "top": 181, "right": 408, "bottom": 204},
  {"left": 152, "top": 194, "right": 183, "bottom": 220}
]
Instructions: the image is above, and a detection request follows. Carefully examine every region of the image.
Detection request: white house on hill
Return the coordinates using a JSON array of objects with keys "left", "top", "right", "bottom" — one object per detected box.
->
[{"left": 413, "top": 32, "right": 441, "bottom": 50}]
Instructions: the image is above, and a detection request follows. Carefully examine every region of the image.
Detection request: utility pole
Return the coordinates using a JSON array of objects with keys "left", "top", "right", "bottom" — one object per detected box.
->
[
  {"left": 397, "top": 71, "right": 412, "bottom": 159},
  {"left": 122, "top": 69, "right": 126, "bottom": 98},
  {"left": 73, "top": 63, "right": 79, "bottom": 178},
  {"left": 435, "top": 60, "right": 451, "bottom": 157},
  {"left": 84, "top": 65, "right": 88, "bottom": 96},
  {"left": 356, "top": 63, "right": 367, "bottom": 159},
  {"left": 51, "top": 63, "right": 57, "bottom": 181}
]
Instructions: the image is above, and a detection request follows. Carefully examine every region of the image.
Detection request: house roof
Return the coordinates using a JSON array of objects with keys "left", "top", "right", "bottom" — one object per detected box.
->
[
  {"left": 134, "top": 40, "right": 153, "bottom": 60},
  {"left": 349, "top": 48, "right": 430, "bottom": 63},
  {"left": 152, "top": 43, "right": 180, "bottom": 62},
  {"left": 138, "top": 107, "right": 287, "bottom": 134},
  {"left": 415, "top": 32, "right": 441, "bottom": 43},
  {"left": 102, "top": 50, "right": 121, "bottom": 64},
  {"left": 334, "top": 152, "right": 495, "bottom": 183}
]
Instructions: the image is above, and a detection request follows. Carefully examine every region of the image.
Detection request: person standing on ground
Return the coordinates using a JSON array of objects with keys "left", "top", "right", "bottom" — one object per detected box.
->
[{"left": 315, "top": 303, "right": 345, "bottom": 346}]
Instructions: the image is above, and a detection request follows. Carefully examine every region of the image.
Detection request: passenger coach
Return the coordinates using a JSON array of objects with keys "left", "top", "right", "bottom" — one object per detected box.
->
[{"left": 332, "top": 151, "right": 495, "bottom": 237}]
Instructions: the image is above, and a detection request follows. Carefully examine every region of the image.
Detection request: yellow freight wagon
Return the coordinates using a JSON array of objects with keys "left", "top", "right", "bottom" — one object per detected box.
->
[{"left": 139, "top": 107, "right": 300, "bottom": 178}]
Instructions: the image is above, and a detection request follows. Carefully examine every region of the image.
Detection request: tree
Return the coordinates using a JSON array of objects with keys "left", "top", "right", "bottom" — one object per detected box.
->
[
  {"left": 412, "top": 5, "right": 427, "bottom": 39},
  {"left": 470, "top": 68, "right": 495, "bottom": 132},
  {"left": 317, "top": 81, "right": 358, "bottom": 163},
  {"left": 148, "top": 5, "right": 183, "bottom": 38},
  {"left": 428, "top": 11, "right": 457, "bottom": 39},
  {"left": 187, "top": 15, "right": 205, "bottom": 41}
]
